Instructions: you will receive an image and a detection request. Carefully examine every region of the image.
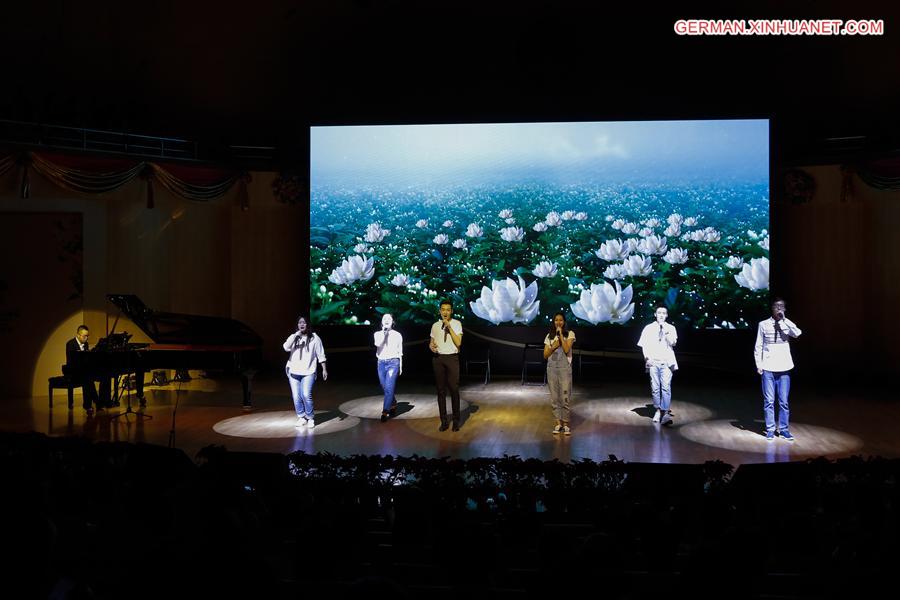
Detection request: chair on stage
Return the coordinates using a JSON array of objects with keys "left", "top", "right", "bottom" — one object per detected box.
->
[
  {"left": 48, "top": 374, "right": 80, "bottom": 410},
  {"left": 463, "top": 337, "right": 492, "bottom": 385},
  {"left": 575, "top": 347, "right": 603, "bottom": 381},
  {"left": 521, "top": 342, "right": 546, "bottom": 386}
]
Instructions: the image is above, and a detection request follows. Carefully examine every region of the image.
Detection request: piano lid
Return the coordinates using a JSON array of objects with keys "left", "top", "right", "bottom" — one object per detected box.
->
[{"left": 107, "top": 294, "right": 263, "bottom": 347}]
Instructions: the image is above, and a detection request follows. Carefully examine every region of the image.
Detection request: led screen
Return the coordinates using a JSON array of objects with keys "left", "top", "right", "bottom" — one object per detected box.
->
[{"left": 310, "top": 119, "right": 769, "bottom": 328}]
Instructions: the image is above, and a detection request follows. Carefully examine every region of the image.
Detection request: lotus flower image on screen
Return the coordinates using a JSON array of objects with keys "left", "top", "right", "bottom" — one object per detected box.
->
[{"left": 310, "top": 119, "right": 769, "bottom": 328}]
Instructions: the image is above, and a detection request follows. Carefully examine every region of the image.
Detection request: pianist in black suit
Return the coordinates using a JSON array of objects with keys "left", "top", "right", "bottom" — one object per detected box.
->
[{"left": 64, "top": 325, "right": 104, "bottom": 414}]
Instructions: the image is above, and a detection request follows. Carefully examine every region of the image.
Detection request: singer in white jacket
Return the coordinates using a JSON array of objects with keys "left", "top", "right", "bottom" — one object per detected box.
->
[
  {"left": 283, "top": 316, "right": 327, "bottom": 429},
  {"left": 754, "top": 298, "right": 802, "bottom": 441},
  {"left": 637, "top": 307, "right": 679, "bottom": 425}
]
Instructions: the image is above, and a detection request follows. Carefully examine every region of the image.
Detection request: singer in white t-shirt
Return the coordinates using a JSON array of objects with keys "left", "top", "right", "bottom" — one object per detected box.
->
[
  {"left": 374, "top": 313, "right": 403, "bottom": 422},
  {"left": 429, "top": 300, "right": 463, "bottom": 431},
  {"left": 637, "top": 307, "right": 678, "bottom": 425}
]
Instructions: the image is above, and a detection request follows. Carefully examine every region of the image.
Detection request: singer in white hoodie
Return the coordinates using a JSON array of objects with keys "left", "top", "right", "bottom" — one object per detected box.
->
[
  {"left": 283, "top": 316, "right": 327, "bottom": 429},
  {"left": 637, "top": 307, "right": 679, "bottom": 425}
]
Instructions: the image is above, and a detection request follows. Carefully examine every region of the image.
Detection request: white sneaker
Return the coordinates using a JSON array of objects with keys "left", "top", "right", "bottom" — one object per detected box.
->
[
  {"left": 661, "top": 412, "right": 673, "bottom": 426},
  {"left": 562, "top": 425, "right": 571, "bottom": 436},
  {"left": 552, "top": 424, "right": 562, "bottom": 435},
  {"left": 295, "top": 415, "right": 307, "bottom": 428},
  {"left": 307, "top": 418, "right": 315, "bottom": 429},
  {"left": 652, "top": 409, "right": 661, "bottom": 423}
]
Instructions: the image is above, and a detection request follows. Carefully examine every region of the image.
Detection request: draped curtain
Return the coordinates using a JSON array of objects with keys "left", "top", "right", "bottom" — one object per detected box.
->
[
  {"left": 4, "top": 151, "right": 250, "bottom": 208},
  {"left": 855, "top": 157, "right": 900, "bottom": 191}
]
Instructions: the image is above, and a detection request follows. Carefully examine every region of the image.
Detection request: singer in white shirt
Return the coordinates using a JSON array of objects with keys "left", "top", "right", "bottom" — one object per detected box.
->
[
  {"left": 374, "top": 313, "right": 403, "bottom": 422},
  {"left": 283, "top": 316, "right": 327, "bottom": 429},
  {"left": 637, "top": 307, "right": 679, "bottom": 425},
  {"left": 429, "top": 300, "right": 463, "bottom": 431},
  {"left": 754, "top": 298, "right": 802, "bottom": 441}
]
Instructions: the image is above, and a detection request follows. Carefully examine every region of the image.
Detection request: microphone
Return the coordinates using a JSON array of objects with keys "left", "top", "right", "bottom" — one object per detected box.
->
[{"left": 443, "top": 321, "right": 449, "bottom": 342}]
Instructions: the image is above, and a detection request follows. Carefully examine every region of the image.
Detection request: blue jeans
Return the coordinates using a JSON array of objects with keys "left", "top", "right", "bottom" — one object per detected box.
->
[
  {"left": 761, "top": 370, "right": 791, "bottom": 433},
  {"left": 648, "top": 360, "right": 673, "bottom": 412},
  {"left": 377, "top": 358, "right": 400, "bottom": 413},
  {"left": 287, "top": 367, "right": 316, "bottom": 419}
]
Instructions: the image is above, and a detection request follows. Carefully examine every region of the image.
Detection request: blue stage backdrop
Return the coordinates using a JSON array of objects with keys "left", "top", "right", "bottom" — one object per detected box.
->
[{"left": 310, "top": 119, "right": 769, "bottom": 329}]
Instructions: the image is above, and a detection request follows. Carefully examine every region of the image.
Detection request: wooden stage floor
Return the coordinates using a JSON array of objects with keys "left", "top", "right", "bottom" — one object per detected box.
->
[{"left": 5, "top": 371, "right": 898, "bottom": 465}]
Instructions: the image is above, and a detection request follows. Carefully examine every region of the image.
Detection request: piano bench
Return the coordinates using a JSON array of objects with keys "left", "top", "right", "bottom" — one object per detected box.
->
[{"left": 48, "top": 375, "right": 80, "bottom": 410}]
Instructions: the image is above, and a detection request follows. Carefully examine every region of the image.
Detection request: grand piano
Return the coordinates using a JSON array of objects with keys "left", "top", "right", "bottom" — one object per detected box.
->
[{"left": 73, "top": 294, "right": 263, "bottom": 408}]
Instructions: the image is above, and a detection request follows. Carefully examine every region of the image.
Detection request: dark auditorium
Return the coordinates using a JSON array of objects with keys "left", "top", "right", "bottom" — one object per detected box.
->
[{"left": 1, "top": 2, "right": 899, "bottom": 598}]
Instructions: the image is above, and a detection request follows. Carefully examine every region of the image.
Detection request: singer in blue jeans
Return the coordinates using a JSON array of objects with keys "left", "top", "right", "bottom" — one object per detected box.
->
[
  {"left": 637, "top": 307, "right": 679, "bottom": 425},
  {"left": 754, "top": 298, "right": 802, "bottom": 441},
  {"left": 283, "top": 316, "right": 327, "bottom": 429},
  {"left": 374, "top": 313, "right": 403, "bottom": 422}
]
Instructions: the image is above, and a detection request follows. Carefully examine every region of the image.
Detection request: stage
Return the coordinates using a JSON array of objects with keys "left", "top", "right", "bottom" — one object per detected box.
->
[{"left": 7, "top": 369, "right": 898, "bottom": 466}]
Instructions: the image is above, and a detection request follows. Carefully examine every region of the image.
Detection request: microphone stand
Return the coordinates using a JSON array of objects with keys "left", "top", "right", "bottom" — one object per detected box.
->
[{"left": 110, "top": 377, "right": 152, "bottom": 422}]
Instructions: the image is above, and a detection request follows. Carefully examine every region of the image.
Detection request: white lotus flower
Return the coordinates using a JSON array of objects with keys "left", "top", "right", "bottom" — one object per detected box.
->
[
  {"left": 442, "top": 220, "right": 453, "bottom": 228},
  {"left": 664, "top": 223, "right": 681, "bottom": 237},
  {"left": 364, "top": 222, "right": 391, "bottom": 243},
  {"left": 545, "top": 211, "right": 562, "bottom": 227},
  {"left": 505, "top": 217, "right": 516, "bottom": 225},
  {"left": 465, "top": 223, "right": 484, "bottom": 238},
  {"left": 415, "top": 219, "right": 429, "bottom": 228},
  {"left": 725, "top": 256, "right": 744, "bottom": 269},
  {"left": 712, "top": 320, "right": 736, "bottom": 329},
  {"left": 734, "top": 257, "right": 769, "bottom": 291},
  {"left": 353, "top": 243, "right": 372, "bottom": 254},
  {"left": 624, "top": 238, "right": 641, "bottom": 254},
  {"left": 533, "top": 222, "right": 548, "bottom": 232},
  {"left": 500, "top": 226, "right": 525, "bottom": 242},
  {"left": 327, "top": 269, "right": 350, "bottom": 285},
  {"left": 622, "top": 255, "right": 653, "bottom": 276},
  {"left": 638, "top": 227, "right": 653, "bottom": 238},
  {"left": 498, "top": 209, "right": 513, "bottom": 219},
  {"left": 702, "top": 227, "right": 721, "bottom": 242},
  {"left": 758, "top": 236, "right": 770, "bottom": 251},
  {"left": 644, "top": 218, "right": 661, "bottom": 228},
  {"left": 570, "top": 280, "right": 635, "bottom": 325},
  {"left": 390, "top": 274, "right": 411, "bottom": 287},
  {"left": 663, "top": 248, "right": 688, "bottom": 264},
  {"left": 470, "top": 276, "right": 540, "bottom": 324},
  {"left": 667, "top": 213, "right": 683, "bottom": 226},
  {"left": 433, "top": 233, "right": 449, "bottom": 245},
  {"left": 452, "top": 238, "right": 467, "bottom": 249},
  {"left": 746, "top": 229, "right": 759, "bottom": 240},
  {"left": 621, "top": 222, "right": 639, "bottom": 235},
  {"left": 603, "top": 263, "right": 626, "bottom": 280},
  {"left": 561, "top": 210, "right": 576, "bottom": 221},
  {"left": 532, "top": 261, "right": 558, "bottom": 278},
  {"left": 636, "top": 235, "right": 668, "bottom": 256},
  {"left": 328, "top": 255, "right": 375, "bottom": 285},
  {"left": 605, "top": 214, "right": 615, "bottom": 222},
  {"left": 574, "top": 212, "right": 588, "bottom": 221},
  {"left": 684, "top": 217, "right": 699, "bottom": 226},
  {"left": 595, "top": 239, "right": 630, "bottom": 261},
  {"left": 611, "top": 219, "right": 626, "bottom": 230}
]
